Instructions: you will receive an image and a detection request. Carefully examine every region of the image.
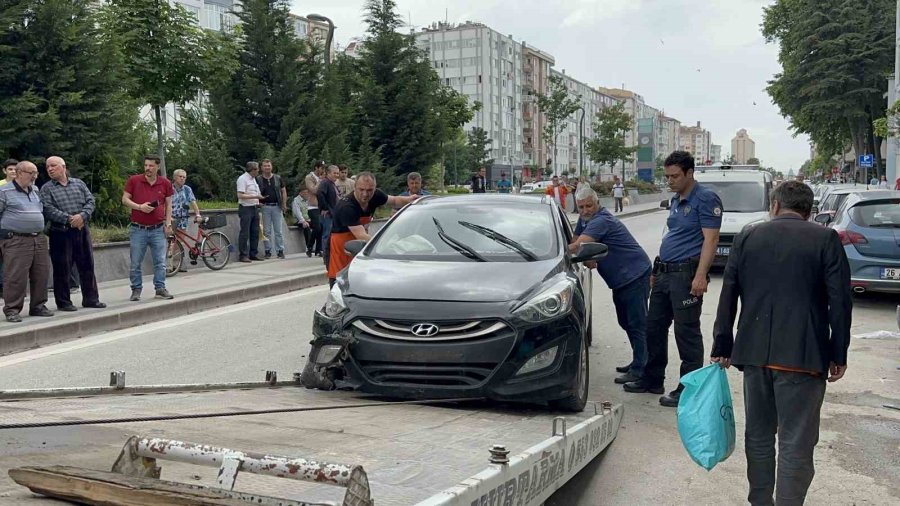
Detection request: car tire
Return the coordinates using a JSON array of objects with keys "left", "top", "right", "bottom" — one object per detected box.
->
[
  {"left": 550, "top": 337, "right": 589, "bottom": 412},
  {"left": 586, "top": 312, "right": 593, "bottom": 348}
]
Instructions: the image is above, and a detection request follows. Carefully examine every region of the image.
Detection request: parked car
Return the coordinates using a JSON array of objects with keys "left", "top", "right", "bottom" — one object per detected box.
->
[
  {"left": 817, "top": 191, "right": 900, "bottom": 294},
  {"left": 302, "top": 194, "right": 604, "bottom": 411},
  {"left": 813, "top": 187, "right": 874, "bottom": 225}
]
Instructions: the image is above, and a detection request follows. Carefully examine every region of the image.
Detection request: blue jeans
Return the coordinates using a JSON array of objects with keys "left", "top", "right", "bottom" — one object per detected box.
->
[
  {"left": 261, "top": 205, "right": 285, "bottom": 253},
  {"left": 612, "top": 269, "right": 651, "bottom": 377},
  {"left": 129, "top": 225, "right": 167, "bottom": 291},
  {"left": 321, "top": 214, "right": 333, "bottom": 269}
]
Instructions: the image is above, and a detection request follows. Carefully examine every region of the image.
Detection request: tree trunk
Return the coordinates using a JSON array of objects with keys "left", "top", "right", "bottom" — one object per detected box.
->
[{"left": 154, "top": 104, "right": 167, "bottom": 178}]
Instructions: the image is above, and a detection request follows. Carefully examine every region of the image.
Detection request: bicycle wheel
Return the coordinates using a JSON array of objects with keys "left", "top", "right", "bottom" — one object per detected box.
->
[
  {"left": 200, "top": 231, "right": 232, "bottom": 270},
  {"left": 167, "top": 238, "right": 185, "bottom": 277}
]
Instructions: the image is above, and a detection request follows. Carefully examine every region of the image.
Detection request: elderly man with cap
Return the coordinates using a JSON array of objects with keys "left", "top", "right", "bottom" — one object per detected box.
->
[
  {"left": 569, "top": 185, "right": 652, "bottom": 384},
  {"left": 0, "top": 161, "right": 54, "bottom": 322},
  {"left": 40, "top": 156, "right": 106, "bottom": 311}
]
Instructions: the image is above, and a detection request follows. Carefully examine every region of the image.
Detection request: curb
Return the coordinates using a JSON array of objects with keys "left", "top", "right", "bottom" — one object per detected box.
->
[{"left": 0, "top": 271, "right": 329, "bottom": 357}]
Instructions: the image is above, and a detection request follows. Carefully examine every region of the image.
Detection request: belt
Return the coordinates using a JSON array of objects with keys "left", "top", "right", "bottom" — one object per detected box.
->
[
  {"left": 657, "top": 260, "right": 695, "bottom": 273},
  {"left": 7, "top": 231, "right": 40, "bottom": 237},
  {"left": 130, "top": 222, "right": 164, "bottom": 230},
  {"left": 263, "top": 203, "right": 280, "bottom": 206}
]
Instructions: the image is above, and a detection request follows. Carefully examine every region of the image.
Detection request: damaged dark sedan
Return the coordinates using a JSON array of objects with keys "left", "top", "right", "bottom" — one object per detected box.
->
[{"left": 300, "top": 194, "right": 606, "bottom": 411}]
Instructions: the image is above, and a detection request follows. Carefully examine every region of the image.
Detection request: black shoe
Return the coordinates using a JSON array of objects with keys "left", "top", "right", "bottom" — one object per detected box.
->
[
  {"left": 56, "top": 304, "right": 78, "bottom": 312},
  {"left": 623, "top": 381, "right": 665, "bottom": 394},
  {"left": 306, "top": 250, "right": 312, "bottom": 258},
  {"left": 5, "top": 312, "right": 21, "bottom": 323},
  {"left": 29, "top": 305, "right": 54, "bottom": 317},
  {"left": 614, "top": 372, "right": 641, "bottom": 384},
  {"left": 83, "top": 302, "right": 107, "bottom": 309},
  {"left": 155, "top": 288, "right": 174, "bottom": 300},
  {"left": 615, "top": 364, "right": 632, "bottom": 373},
  {"left": 239, "top": 256, "right": 251, "bottom": 263},
  {"left": 249, "top": 256, "right": 264, "bottom": 261},
  {"left": 129, "top": 289, "right": 141, "bottom": 301},
  {"left": 659, "top": 389, "right": 682, "bottom": 408},
  {"left": 277, "top": 251, "right": 285, "bottom": 259},
  {"left": 265, "top": 250, "right": 272, "bottom": 259},
  {"left": 314, "top": 251, "right": 322, "bottom": 257}
]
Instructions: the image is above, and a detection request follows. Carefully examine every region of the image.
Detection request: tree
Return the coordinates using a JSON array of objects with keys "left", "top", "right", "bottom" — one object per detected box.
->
[
  {"left": 763, "top": 0, "right": 895, "bottom": 177},
  {"left": 0, "top": 0, "right": 138, "bottom": 222},
  {"left": 585, "top": 102, "right": 637, "bottom": 179},
  {"left": 210, "top": 0, "right": 307, "bottom": 165},
  {"left": 467, "top": 127, "right": 493, "bottom": 169},
  {"left": 100, "top": 0, "right": 236, "bottom": 176},
  {"left": 166, "top": 109, "right": 236, "bottom": 200},
  {"left": 536, "top": 75, "right": 580, "bottom": 176},
  {"left": 746, "top": 157, "right": 760, "bottom": 165}
]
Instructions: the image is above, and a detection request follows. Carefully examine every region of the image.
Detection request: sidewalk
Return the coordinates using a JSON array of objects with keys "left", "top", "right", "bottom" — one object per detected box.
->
[
  {"left": 0, "top": 255, "right": 328, "bottom": 356},
  {"left": 0, "top": 201, "right": 664, "bottom": 357}
]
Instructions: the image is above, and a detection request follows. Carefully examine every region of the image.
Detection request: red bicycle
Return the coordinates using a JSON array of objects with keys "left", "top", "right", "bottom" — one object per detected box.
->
[{"left": 166, "top": 214, "right": 233, "bottom": 276}]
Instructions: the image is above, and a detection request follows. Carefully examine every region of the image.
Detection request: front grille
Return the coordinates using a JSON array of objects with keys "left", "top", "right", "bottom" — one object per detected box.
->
[
  {"left": 719, "top": 233, "right": 736, "bottom": 248},
  {"left": 357, "top": 361, "right": 496, "bottom": 386},
  {"left": 352, "top": 318, "right": 509, "bottom": 341}
]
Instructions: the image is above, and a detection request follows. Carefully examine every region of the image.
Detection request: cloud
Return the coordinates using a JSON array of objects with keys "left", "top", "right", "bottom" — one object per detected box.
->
[{"left": 558, "top": 0, "right": 644, "bottom": 28}]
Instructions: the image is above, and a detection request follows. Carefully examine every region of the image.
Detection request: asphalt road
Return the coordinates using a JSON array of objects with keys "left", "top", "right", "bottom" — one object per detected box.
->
[{"left": 0, "top": 210, "right": 897, "bottom": 504}]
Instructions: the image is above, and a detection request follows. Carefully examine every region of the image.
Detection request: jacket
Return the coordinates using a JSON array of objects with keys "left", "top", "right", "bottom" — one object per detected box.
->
[
  {"left": 712, "top": 215, "right": 852, "bottom": 374},
  {"left": 545, "top": 184, "right": 568, "bottom": 206}
]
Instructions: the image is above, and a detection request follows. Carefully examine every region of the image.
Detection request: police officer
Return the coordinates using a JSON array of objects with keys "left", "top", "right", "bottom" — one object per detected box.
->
[{"left": 623, "top": 150, "right": 722, "bottom": 407}]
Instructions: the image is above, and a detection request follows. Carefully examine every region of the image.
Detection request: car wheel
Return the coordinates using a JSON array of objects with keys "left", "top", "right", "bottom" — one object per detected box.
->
[{"left": 550, "top": 337, "right": 589, "bottom": 412}]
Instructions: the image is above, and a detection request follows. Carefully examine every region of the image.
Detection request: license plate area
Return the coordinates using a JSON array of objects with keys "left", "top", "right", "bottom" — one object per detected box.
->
[
  {"left": 716, "top": 246, "right": 730, "bottom": 256},
  {"left": 880, "top": 268, "right": 900, "bottom": 280}
]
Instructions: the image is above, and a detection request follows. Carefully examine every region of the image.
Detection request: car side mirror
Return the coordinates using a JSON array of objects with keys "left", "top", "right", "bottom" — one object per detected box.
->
[
  {"left": 811, "top": 206, "right": 819, "bottom": 214},
  {"left": 660, "top": 199, "right": 670, "bottom": 210},
  {"left": 344, "top": 239, "right": 367, "bottom": 257},
  {"left": 813, "top": 213, "right": 831, "bottom": 225},
  {"left": 571, "top": 242, "right": 608, "bottom": 263}
]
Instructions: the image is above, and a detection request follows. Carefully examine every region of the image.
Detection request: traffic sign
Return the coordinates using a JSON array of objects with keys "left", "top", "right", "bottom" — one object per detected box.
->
[{"left": 859, "top": 154, "right": 874, "bottom": 168}]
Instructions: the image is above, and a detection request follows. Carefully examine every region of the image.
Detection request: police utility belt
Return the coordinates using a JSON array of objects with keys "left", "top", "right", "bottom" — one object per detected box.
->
[
  {"left": 653, "top": 256, "right": 699, "bottom": 274},
  {"left": 0, "top": 229, "right": 40, "bottom": 239}
]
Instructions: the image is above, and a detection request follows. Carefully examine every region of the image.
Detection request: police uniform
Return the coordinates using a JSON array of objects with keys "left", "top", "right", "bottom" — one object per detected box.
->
[{"left": 640, "top": 182, "right": 722, "bottom": 396}]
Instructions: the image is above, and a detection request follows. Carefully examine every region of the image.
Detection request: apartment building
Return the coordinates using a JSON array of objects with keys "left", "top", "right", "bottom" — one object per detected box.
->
[
  {"left": 709, "top": 144, "right": 722, "bottom": 164},
  {"left": 415, "top": 22, "right": 527, "bottom": 181},
  {"left": 679, "top": 122, "right": 713, "bottom": 163},
  {"left": 549, "top": 70, "right": 618, "bottom": 178},
  {"left": 522, "top": 45, "right": 554, "bottom": 179},
  {"left": 657, "top": 115, "right": 681, "bottom": 161},
  {"left": 597, "top": 87, "right": 663, "bottom": 179},
  {"left": 731, "top": 128, "right": 756, "bottom": 164}
]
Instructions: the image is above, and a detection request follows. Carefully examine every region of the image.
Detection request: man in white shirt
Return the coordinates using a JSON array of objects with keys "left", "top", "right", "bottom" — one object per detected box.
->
[
  {"left": 236, "top": 162, "right": 263, "bottom": 262},
  {"left": 613, "top": 176, "right": 625, "bottom": 213}
]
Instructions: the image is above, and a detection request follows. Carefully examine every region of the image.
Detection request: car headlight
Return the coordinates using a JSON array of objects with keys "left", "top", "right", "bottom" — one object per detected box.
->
[
  {"left": 323, "top": 284, "right": 348, "bottom": 318},
  {"left": 515, "top": 346, "right": 558, "bottom": 375},
  {"left": 513, "top": 278, "right": 574, "bottom": 323}
]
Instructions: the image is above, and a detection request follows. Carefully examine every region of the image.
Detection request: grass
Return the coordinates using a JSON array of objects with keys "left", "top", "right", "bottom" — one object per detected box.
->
[
  {"left": 92, "top": 225, "right": 130, "bottom": 244},
  {"left": 197, "top": 200, "right": 237, "bottom": 210}
]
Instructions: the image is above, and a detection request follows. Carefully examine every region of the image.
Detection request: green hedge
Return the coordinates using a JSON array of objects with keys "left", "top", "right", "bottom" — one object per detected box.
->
[{"left": 591, "top": 180, "right": 659, "bottom": 197}]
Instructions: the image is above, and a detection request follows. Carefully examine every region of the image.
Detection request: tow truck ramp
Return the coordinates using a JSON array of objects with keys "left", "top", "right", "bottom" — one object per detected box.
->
[{"left": 3, "top": 380, "right": 623, "bottom": 505}]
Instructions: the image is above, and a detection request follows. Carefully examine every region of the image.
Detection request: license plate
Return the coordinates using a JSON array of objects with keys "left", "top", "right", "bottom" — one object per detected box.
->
[
  {"left": 881, "top": 268, "right": 900, "bottom": 280},
  {"left": 716, "top": 247, "right": 730, "bottom": 256}
]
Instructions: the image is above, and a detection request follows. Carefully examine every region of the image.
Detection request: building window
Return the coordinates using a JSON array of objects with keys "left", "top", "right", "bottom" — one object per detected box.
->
[
  {"left": 184, "top": 5, "right": 201, "bottom": 21},
  {"left": 477, "top": 75, "right": 482, "bottom": 84},
  {"left": 204, "top": 3, "right": 227, "bottom": 31}
]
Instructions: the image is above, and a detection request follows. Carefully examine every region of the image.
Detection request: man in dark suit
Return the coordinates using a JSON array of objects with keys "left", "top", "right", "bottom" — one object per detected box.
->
[
  {"left": 711, "top": 180, "right": 851, "bottom": 506},
  {"left": 471, "top": 167, "right": 487, "bottom": 193}
]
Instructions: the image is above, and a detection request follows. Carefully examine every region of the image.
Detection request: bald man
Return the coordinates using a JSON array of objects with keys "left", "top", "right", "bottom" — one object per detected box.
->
[
  {"left": 40, "top": 156, "right": 105, "bottom": 311},
  {"left": 0, "top": 161, "right": 53, "bottom": 322}
]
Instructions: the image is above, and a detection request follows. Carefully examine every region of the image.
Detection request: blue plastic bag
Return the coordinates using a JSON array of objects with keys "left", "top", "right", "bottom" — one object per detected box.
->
[{"left": 677, "top": 363, "right": 736, "bottom": 470}]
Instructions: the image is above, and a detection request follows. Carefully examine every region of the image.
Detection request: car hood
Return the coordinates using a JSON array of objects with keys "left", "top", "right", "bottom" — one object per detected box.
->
[
  {"left": 719, "top": 211, "right": 769, "bottom": 234},
  {"left": 343, "top": 256, "right": 562, "bottom": 302}
]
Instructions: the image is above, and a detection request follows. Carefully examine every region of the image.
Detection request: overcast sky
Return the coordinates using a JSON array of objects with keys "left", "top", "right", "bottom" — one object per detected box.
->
[{"left": 290, "top": 0, "right": 810, "bottom": 170}]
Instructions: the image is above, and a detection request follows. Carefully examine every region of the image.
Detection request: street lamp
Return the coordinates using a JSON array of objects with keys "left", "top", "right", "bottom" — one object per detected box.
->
[
  {"left": 578, "top": 106, "right": 585, "bottom": 177},
  {"left": 307, "top": 14, "right": 334, "bottom": 68}
]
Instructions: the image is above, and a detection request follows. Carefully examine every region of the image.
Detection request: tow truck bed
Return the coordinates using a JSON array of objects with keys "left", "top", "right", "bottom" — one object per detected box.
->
[{"left": 0, "top": 386, "right": 622, "bottom": 505}]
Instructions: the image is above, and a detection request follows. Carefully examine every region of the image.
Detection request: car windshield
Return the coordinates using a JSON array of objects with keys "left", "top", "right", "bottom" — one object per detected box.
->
[
  {"left": 368, "top": 201, "right": 558, "bottom": 262},
  {"left": 821, "top": 193, "right": 849, "bottom": 213},
  {"left": 699, "top": 181, "right": 766, "bottom": 212},
  {"left": 850, "top": 200, "right": 900, "bottom": 228}
]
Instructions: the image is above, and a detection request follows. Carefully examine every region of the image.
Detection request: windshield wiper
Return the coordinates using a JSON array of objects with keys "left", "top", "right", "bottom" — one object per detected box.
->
[
  {"left": 457, "top": 221, "right": 540, "bottom": 262},
  {"left": 433, "top": 218, "right": 487, "bottom": 262}
]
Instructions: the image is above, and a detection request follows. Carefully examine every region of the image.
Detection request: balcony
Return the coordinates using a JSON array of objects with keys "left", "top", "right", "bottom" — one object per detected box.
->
[
  {"left": 524, "top": 63, "right": 534, "bottom": 74},
  {"left": 523, "top": 109, "right": 533, "bottom": 120},
  {"left": 524, "top": 143, "right": 534, "bottom": 153}
]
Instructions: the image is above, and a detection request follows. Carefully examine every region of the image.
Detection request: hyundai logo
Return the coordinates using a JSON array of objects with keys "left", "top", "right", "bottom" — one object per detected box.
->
[{"left": 410, "top": 323, "right": 440, "bottom": 337}]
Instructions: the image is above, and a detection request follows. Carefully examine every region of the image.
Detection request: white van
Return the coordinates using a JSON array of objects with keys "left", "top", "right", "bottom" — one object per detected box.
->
[{"left": 694, "top": 166, "right": 773, "bottom": 266}]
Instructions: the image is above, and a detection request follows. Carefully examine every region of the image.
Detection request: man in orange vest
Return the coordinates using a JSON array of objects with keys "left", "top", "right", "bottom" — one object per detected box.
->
[
  {"left": 327, "top": 171, "right": 419, "bottom": 286},
  {"left": 546, "top": 175, "right": 568, "bottom": 211}
]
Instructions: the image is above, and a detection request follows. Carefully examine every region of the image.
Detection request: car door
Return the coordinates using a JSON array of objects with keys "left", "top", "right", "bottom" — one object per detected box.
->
[{"left": 558, "top": 206, "right": 592, "bottom": 321}]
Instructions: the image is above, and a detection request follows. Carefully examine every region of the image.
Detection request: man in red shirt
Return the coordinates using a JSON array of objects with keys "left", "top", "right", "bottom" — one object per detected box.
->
[{"left": 121, "top": 156, "right": 175, "bottom": 301}]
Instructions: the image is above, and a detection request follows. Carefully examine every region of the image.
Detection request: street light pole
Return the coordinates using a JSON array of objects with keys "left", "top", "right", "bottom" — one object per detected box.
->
[
  {"left": 307, "top": 14, "right": 334, "bottom": 68},
  {"left": 578, "top": 106, "right": 585, "bottom": 177}
]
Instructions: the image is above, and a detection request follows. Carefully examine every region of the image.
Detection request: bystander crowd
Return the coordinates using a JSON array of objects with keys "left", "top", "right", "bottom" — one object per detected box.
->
[{"left": 236, "top": 161, "right": 263, "bottom": 263}]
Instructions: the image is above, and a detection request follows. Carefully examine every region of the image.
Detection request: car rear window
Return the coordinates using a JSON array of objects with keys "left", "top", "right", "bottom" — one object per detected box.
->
[{"left": 849, "top": 200, "right": 900, "bottom": 227}]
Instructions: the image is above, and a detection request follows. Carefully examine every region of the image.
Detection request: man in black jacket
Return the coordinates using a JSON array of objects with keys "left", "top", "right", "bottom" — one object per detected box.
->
[
  {"left": 471, "top": 167, "right": 487, "bottom": 193},
  {"left": 711, "top": 180, "right": 851, "bottom": 506},
  {"left": 317, "top": 165, "right": 339, "bottom": 269}
]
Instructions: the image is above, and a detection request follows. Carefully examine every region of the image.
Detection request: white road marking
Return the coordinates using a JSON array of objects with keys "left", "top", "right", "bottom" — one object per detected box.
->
[{"left": 0, "top": 286, "right": 329, "bottom": 369}]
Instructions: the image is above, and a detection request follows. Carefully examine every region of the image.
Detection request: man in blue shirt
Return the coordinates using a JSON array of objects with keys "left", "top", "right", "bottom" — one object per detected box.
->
[
  {"left": 496, "top": 173, "right": 512, "bottom": 193},
  {"left": 624, "top": 150, "right": 722, "bottom": 407},
  {"left": 570, "top": 186, "right": 652, "bottom": 384},
  {"left": 393, "top": 172, "right": 431, "bottom": 215}
]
